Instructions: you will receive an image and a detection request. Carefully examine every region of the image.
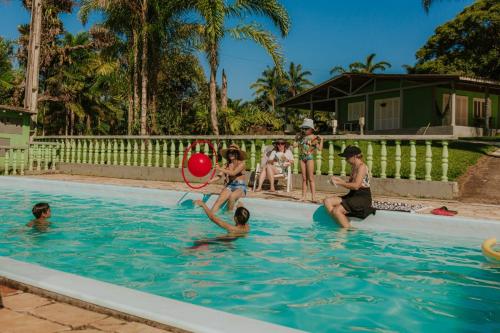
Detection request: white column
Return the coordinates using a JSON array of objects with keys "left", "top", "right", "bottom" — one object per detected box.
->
[{"left": 451, "top": 91, "right": 456, "bottom": 126}]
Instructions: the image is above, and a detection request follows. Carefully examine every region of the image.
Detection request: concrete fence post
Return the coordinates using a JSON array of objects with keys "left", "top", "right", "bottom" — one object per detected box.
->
[
  {"left": 380, "top": 140, "right": 387, "bottom": 179},
  {"left": 441, "top": 140, "right": 449, "bottom": 182},
  {"left": 425, "top": 140, "right": 432, "bottom": 181},
  {"left": 340, "top": 140, "right": 346, "bottom": 176},
  {"left": 367, "top": 141, "right": 373, "bottom": 174},
  {"left": 409, "top": 140, "right": 417, "bottom": 180},
  {"left": 250, "top": 140, "right": 256, "bottom": 172},
  {"left": 394, "top": 140, "right": 401, "bottom": 179},
  {"left": 328, "top": 140, "right": 334, "bottom": 176}
]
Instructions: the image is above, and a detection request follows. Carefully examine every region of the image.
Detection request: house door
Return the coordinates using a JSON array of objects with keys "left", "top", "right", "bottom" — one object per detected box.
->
[{"left": 374, "top": 98, "right": 400, "bottom": 130}]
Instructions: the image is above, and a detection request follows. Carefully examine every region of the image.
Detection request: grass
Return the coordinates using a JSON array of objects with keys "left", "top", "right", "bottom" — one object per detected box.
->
[{"left": 246, "top": 141, "right": 496, "bottom": 181}]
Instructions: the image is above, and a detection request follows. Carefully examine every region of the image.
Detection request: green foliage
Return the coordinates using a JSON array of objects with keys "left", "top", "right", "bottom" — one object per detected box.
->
[
  {"left": 0, "top": 37, "right": 15, "bottom": 104},
  {"left": 330, "top": 53, "right": 391, "bottom": 75},
  {"left": 219, "top": 99, "right": 283, "bottom": 134},
  {"left": 412, "top": 0, "right": 500, "bottom": 80}
]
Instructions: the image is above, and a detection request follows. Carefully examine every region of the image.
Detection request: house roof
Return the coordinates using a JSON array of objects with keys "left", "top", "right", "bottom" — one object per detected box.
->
[
  {"left": 0, "top": 104, "right": 36, "bottom": 115},
  {"left": 278, "top": 73, "right": 500, "bottom": 111}
]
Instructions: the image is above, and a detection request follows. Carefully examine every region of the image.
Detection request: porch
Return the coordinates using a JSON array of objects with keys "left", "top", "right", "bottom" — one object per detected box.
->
[{"left": 278, "top": 74, "right": 500, "bottom": 137}]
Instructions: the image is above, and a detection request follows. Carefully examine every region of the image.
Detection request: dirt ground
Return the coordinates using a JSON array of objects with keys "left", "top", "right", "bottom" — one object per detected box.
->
[{"left": 458, "top": 155, "right": 500, "bottom": 205}]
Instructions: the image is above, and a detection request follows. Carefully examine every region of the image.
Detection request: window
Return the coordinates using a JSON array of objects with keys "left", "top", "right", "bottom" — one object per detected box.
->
[
  {"left": 473, "top": 98, "right": 491, "bottom": 119},
  {"left": 374, "top": 98, "right": 400, "bottom": 130},
  {"left": 443, "top": 94, "right": 468, "bottom": 126},
  {"left": 347, "top": 102, "right": 365, "bottom": 121}
]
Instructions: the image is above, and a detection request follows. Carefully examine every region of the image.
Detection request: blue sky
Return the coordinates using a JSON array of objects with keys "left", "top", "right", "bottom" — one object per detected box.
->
[{"left": 0, "top": 0, "right": 474, "bottom": 100}]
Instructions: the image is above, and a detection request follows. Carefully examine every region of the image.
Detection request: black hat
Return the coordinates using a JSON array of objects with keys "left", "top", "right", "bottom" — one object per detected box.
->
[{"left": 338, "top": 146, "right": 362, "bottom": 158}]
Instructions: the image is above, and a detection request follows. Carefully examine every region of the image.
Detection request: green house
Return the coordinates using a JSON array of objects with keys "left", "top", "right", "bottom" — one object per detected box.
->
[
  {"left": 279, "top": 74, "right": 500, "bottom": 136},
  {"left": 0, "top": 105, "right": 33, "bottom": 169}
]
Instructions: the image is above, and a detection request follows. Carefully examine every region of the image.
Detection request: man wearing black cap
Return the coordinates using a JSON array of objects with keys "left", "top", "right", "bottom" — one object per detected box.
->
[{"left": 324, "top": 146, "right": 375, "bottom": 227}]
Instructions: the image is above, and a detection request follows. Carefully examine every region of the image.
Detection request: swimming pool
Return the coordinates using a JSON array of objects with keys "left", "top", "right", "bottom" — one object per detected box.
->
[{"left": 0, "top": 177, "right": 499, "bottom": 332}]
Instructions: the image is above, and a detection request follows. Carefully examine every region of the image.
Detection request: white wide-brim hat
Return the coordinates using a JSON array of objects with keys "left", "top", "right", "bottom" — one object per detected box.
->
[{"left": 300, "top": 118, "right": 315, "bottom": 130}]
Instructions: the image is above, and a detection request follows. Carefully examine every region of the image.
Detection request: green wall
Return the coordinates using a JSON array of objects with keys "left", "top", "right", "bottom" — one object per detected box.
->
[
  {"left": 336, "top": 81, "right": 499, "bottom": 131},
  {"left": 0, "top": 109, "right": 31, "bottom": 169},
  {"left": 435, "top": 87, "right": 499, "bottom": 128}
]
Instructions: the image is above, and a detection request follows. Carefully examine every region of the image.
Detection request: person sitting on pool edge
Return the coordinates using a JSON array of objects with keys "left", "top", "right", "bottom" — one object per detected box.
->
[
  {"left": 194, "top": 200, "right": 250, "bottom": 234},
  {"left": 323, "top": 146, "right": 375, "bottom": 228},
  {"left": 26, "top": 202, "right": 52, "bottom": 230}
]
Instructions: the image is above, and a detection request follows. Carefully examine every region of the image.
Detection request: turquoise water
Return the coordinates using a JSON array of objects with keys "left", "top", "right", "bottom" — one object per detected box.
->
[{"left": 0, "top": 179, "right": 499, "bottom": 333}]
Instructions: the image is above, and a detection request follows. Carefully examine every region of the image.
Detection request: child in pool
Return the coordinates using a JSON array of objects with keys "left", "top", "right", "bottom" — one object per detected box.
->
[
  {"left": 26, "top": 202, "right": 52, "bottom": 231},
  {"left": 194, "top": 200, "right": 250, "bottom": 234}
]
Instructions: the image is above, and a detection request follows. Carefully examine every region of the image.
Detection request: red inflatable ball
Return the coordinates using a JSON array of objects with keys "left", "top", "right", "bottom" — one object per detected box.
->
[{"left": 187, "top": 153, "right": 213, "bottom": 178}]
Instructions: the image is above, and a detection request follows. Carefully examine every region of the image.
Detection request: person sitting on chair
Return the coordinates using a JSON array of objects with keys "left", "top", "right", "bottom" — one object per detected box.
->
[{"left": 255, "top": 139, "right": 294, "bottom": 192}]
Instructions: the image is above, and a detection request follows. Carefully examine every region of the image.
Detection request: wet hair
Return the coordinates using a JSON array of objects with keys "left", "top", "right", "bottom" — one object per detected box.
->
[
  {"left": 32, "top": 202, "right": 50, "bottom": 219},
  {"left": 234, "top": 207, "right": 250, "bottom": 225}
]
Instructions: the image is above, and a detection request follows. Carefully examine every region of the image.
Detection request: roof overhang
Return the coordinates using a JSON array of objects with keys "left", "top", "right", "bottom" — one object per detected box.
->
[
  {"left": 278, "top": 74, "right": 500, "bottom": 111},
  {"left": 0, "top": 105, "right": 36, "bottom": 115}
]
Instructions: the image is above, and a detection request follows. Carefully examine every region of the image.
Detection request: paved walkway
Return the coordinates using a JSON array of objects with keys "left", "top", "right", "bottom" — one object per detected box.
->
[
  {"left": 0, "top": 284, "right": 174, "bottom": 333},
  {"left": 29, "top": 174, "right": 500, "bottom": 221}
]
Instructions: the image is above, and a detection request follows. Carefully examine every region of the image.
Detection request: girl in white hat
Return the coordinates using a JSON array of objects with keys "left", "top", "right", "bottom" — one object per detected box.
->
[{"left": 295, "top": 118, "right": 323, "bottom": 202}]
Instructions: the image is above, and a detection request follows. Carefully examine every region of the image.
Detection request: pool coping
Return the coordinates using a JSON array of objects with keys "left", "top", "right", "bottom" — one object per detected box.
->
[{"left": 0, "top": 257, "right": 305, "bottom": 333}]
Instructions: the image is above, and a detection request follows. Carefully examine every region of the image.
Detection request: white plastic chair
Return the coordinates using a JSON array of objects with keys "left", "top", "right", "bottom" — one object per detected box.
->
[{"left": 252, "top": 145, "right": 292, "bottom": 192}]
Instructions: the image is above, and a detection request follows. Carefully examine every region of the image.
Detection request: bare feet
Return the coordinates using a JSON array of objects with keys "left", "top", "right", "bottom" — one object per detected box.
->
[{"left": 255, "top": 188, "right": 262, "bottom": 192}]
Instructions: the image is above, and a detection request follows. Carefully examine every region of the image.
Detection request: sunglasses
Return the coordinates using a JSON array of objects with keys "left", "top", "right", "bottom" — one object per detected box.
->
[{"left": 228, "top": 150, "right": 238, "bottom": 155}]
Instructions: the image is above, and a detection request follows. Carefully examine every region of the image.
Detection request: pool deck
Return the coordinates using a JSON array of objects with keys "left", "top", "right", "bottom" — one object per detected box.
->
[
  {"left": 0, "top": 284, "right": 174, "bottom": 333},
  {"left": 26, "top": 174, "right": 500, "bottom": 221}
]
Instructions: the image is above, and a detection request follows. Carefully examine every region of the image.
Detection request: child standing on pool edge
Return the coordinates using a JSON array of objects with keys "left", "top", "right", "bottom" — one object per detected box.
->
[{"left": 295, "top": 118, "right": 323, "bottom": 202}]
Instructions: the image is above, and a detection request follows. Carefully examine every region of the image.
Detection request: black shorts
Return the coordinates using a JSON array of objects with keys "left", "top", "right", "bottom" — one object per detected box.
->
[{"left": 341, "top": 188, "right": 376, "bottom": 219}]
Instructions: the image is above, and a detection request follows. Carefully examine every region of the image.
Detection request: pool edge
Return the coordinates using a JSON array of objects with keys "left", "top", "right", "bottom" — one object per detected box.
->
[{"left": 0, "top": 257, "right": 305, "bottom": 333}]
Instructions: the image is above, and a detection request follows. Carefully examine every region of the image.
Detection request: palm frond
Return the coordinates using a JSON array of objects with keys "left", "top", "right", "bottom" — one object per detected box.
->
[
  {"left": 229, "top": 24, "right": 284, "bottom": 74},
  {"left": 232, "top": 0, "right": 290, "bottom": 37}
]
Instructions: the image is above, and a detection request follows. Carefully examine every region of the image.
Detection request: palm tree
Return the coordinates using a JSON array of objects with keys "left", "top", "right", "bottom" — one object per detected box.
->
[
  {"left": 251, "top": 66, "right": 284, "bottom": 112},
  {"left": 285, "top": 62, "right": 313, "bottom": 97},
  {"left": 185, "top": 0, "right": 290, "bottom": 135},
  {"left": 330, "top": 53, "right": 391, "bottom": 75}
]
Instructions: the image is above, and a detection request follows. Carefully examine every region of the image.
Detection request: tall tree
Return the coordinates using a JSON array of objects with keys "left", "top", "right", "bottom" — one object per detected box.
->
[
  {"left": 0, "top": 37, "right": 15, "bottom": 104},
  {"left": 412, "top": 0, "right": 500, "bottom": 80},
  {"left": 285, "top": 62, "right": 313, "bottom": 97},
  {"left": 330, "top": 53, "right": 391, "bottom": 75},
  {"left": 251, "top": 66, "right": 284, "bottom": 112},
  {"left": 186, "top": 0, "right": 290, "bottom": 135}
]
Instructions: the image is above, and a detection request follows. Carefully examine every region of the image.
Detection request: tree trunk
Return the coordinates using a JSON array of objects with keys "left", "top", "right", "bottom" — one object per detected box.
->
[
  {"left": 65, "top": 111, "right": 69, "bottom": 136},
  {"left": 221, "top": 69, "right": 227, "bottom": 110},
  {"left": 86, "top": 115, "right": 91, "bottom": 134},
  {"left": 140, "top": 1, "right": 148, "bottom": 136},
  {"left": 25, "top": 0, "right": 43, "bottom": 122},
  {"left": 209, "top": 65, "right": 219, "bottom": 136},
  {"left": 150, "top": 93, "right": 158, "bottom": 134},
  {"left": 133, "top": 29, "right": 140, "bottom": 129},
  {"left": 70, "top": 111, "right": 74, "bottom": 135},
  {"left": 127, "top": 91, "right": 133, "bottom": 134}
]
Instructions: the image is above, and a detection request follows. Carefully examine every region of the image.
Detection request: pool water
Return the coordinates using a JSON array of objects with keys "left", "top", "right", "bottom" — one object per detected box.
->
[{"left": 0, "top": 178, "right": 499, "bottom": 333}]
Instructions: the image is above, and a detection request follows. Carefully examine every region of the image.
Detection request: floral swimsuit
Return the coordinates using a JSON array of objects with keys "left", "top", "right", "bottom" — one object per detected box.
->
[{"left": 299, "top": 135, "right": 317, "bottom": 161}]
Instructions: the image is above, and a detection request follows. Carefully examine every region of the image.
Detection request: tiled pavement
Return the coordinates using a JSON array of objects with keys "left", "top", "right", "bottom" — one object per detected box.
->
[{"left": 0, "top": 285, "right": 173, "bottom": 333}]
